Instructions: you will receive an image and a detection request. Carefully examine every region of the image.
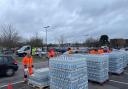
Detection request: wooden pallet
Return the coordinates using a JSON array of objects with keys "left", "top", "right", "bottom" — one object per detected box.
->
[
  {"left": 109, "top": 71, "right": 124, "bottom": 76},
  {"left": 89, "top": 79, "right": 109, "bottom": 85},
  {"left": 28, "top": 82, "right": 49, "bottom": 89}
]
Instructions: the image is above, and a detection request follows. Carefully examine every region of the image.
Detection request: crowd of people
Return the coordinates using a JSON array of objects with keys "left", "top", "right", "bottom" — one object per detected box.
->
[{"left": 89, "top": 48, "right": 112, "bottom": 54}]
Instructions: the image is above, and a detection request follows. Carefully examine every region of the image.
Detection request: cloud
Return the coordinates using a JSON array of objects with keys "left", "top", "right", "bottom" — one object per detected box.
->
[{"left": 0, "top": 0, "right": 128, "bottom": 43}]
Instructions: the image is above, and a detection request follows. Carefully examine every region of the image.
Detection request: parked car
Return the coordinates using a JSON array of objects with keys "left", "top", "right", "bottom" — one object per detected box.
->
[
  {"left": 0, "top": 55, "right": 18, "bottom": 77},
  {"left": 3, "top": 50, "right": 14, "bottom": 55},
  {"left": 17, "top": 45, "right": 31, "bottom": 57},
  {"left": 35, "top": 48, "right": 47, "bottom": 56}
]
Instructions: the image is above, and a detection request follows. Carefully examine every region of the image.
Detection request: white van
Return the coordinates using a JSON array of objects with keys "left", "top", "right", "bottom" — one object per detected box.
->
[{"left": 17, "top": 45, "right": 31, "bottom": 57}]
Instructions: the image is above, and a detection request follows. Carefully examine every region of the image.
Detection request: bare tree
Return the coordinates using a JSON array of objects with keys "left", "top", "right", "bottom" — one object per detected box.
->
[
  {"left": 57, "top": 35, "right": 66, "bottom": 48},
  {"left": 0, "top": 24, "right": 21, "bottom": 48},
  {"left": 84, "top": 37, "right": 99, "bottom": 47},
  {"left": 26, "top": 32, "right": 43, "bottom": 47}
]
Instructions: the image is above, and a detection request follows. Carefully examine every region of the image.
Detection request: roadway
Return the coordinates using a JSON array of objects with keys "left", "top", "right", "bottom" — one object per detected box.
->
[
  {"left": 0, "top": 61, "right": 49, "bottom": 88},
  {"left": 1, "top": 61, "right": 128, "bottom": 89}
]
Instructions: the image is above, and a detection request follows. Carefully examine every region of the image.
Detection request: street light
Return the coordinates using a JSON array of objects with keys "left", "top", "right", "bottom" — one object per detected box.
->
[{"left": 43, "top": 26, "right": 50, "bottom": 52}]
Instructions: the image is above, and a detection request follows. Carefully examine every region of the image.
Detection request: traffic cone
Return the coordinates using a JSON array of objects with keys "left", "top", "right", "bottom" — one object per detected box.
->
[{"left": 8, "top": 83, "right": 13, "bottom": 89}]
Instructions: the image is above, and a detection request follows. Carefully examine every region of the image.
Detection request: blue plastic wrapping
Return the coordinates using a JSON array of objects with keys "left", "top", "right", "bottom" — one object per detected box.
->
[
  {"left": 28, "top": 68, "right": 49, "bottom": 87},
  {"left": 84, "top": 54, "right": 109, "bottom": 83},
  {"left": 122, "top": 51, "right": 128, "bottom": 68},
  {"left": 49, "top": 55, "right": 88, "bottom": 89},
  {"left": 108, "top": 52, "right": 124, "bottom": 74}
]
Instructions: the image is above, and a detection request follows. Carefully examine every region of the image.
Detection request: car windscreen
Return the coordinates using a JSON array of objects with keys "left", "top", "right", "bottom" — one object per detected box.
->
[
  {"left": 4, "top": 56, "right": 14, "bottom": 64},
  {"left": 24, "top": 47, "right": 30, "bottom": 51},
  {"left": 19, "top": 46, "right": 28, "bottom": 51}
]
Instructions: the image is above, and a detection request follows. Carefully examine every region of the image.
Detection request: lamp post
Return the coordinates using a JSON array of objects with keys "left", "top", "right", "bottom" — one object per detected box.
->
[{"left": 43, "top": 26, "right": 50, "bottom": 52}]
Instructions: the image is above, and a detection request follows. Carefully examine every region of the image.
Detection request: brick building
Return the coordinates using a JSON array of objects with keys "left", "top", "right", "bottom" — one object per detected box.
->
[
  {"left": 125, "top": 39, "right": 128, "bottom": 47},
  {"left": 110, "top": 39, "right": 126, "bottom": 48}
]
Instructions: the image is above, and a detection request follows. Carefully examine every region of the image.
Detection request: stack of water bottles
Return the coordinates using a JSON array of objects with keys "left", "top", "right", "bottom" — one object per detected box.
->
[
  {"left": 28, "top": 68, "right": 49, "bottom": 87},
  {"left": 125, "top": 51, "right": 128, "bottom": 65},
  {"left": 109, "top": 52, "right": 124, "bottom": 74},
  {"left": 85, "top": 54, "right": 109, "bottom": 83},
  {"left": 116, "top": 50, "right": 128, "bottom": 69},
  {"left": 122, "top": 51, "right": 128, "bottom": 68},
  {"left": 49, "top": 55, "right": 88, "bottom": 89},
  {"left": 122, "top": 52, "right": 128, "bottom": 68}
]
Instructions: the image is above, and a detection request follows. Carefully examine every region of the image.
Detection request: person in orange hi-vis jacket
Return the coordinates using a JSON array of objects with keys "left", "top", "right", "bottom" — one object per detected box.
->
[
  {"left": 108, "top": 48, "right": 112, "bottom": 53},
  {"left": 67, "top": 48, "right": 73, "bottom": 54},
  {"left": 89, "top": 49, "right": 97, "bottom": 54},
  {"left": 48, "top": 48, "right": 55, "bottom": 58},
  {"left": 98, "top": 48, "right": 104, "bottom": 54},
  {"left": 22, "top": 51, "right": 34, "bottom": 82}
]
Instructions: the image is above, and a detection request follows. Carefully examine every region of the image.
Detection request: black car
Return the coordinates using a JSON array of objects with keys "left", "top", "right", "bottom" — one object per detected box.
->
[{"left": 0, "top": 55, "right": 18, "bottom": 76}]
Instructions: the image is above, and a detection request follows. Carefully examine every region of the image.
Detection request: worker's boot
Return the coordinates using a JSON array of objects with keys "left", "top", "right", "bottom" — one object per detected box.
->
[{"left": 24, "top": 75, "right": 28, "bottom": 83}]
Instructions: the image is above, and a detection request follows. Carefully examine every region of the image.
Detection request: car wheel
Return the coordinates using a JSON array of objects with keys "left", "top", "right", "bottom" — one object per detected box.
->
[{"left": 6, "top": 69, "right": 15, "bottom": 77}]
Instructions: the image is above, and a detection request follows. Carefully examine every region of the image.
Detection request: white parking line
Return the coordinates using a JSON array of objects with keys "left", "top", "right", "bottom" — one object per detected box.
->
[
  {"left": 1, "top": 80, "right": 128, "bottom": 88},
  {"left": 110, "top": 80, "right": 128, "bottom": 85},
  {"left": 0, "top": 81, "right": 24, "bottom": 88}
]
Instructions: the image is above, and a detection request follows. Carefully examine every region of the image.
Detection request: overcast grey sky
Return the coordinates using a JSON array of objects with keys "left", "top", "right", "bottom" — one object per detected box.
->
[{"left": 0, "top": 0, "right": 128, "bottom": 43}]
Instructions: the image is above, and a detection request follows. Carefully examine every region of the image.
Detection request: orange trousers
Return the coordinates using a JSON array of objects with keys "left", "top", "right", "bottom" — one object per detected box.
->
[{"left": 28, "top": 67, "right": 33, "bottom": 76}]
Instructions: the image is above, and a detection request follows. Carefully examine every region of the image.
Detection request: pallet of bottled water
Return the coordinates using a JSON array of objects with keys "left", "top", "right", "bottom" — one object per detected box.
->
[
  {"left": 122, "top": 52, "right": 128, "bottom": 68},
  {"left": 125, "top": 51, "right": 128, "bottom": 65},
  {"left": 28, "top": 68, "right": 49, "bottom": 87},
  {"left": 108, "top": 52, "right": 124, "bottom": 74},
  {"left": 113, "top": 50, "right": 128, "bottom": 69},
  {"left": 121, "top": 51, "right": 128, "bottom": 68},
  {"left": 49, "top": 55, "right": 88, "bottom": 89},
  {"left": 84, "top": 54, "right": 109, "bottom": 84}
]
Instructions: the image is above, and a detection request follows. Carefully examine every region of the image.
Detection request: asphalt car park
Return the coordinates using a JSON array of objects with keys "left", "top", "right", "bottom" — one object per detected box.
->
[
  {"left": 88, "top": 67, "right": 128, "bottom": 89},
  {"left": 0, "top": 59, "right": 128, "bottom": 89},
  {"left": 1, "top": 67, "right": 128, "bottom": 89}
]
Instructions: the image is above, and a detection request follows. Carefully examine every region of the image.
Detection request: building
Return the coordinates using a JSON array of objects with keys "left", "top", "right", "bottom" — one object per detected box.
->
[
  {"left": 125, "top": 39, "right": 128, "bottom": 47},
  {"left": 110, "top": 39, "right": 126, "bottom": 48}
]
